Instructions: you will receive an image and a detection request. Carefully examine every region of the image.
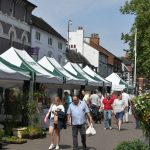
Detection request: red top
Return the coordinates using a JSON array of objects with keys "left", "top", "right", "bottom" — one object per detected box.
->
[
  {"left": 102, "top": 98, "right": 114, "bottom": 110},
  {"left": 111, "top": 94, "right": 117, "bottom": 101}
]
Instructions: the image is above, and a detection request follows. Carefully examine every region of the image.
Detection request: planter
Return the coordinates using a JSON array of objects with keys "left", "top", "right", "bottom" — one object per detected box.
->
[
  {"left": 12, "top": 127, "right": 27, "bottom": 139},
  {"left": 2, "top": 136, "right": 27, "bottom": 144},
  {"left": 28, "top": 133, "right": 46, "bottom": 139}
]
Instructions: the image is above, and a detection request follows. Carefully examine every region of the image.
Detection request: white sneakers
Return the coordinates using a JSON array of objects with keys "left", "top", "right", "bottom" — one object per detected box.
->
[
  {"left": 49, "top": 144, "right": 55, "bottom": 149},
  {"left": 55, "top": 145, "right": 59, "bottom": 150},
  {"left": 48, "top": 144, "right": 59, "bottom": 150}
]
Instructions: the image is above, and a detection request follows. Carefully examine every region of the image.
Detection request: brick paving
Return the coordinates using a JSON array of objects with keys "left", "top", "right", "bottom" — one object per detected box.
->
[{"left": 2, "top": 116, "right": 144, "bottom": 150}]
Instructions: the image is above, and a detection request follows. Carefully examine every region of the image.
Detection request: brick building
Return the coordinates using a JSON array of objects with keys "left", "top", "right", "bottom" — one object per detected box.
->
[{"left": 69, "top": 27, "right": 122, "bottom": 77}]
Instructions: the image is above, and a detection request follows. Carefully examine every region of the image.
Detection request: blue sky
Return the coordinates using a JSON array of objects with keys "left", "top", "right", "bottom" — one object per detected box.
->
[{"left": 28, "top": 0, "right": 134, "bottom": 57}]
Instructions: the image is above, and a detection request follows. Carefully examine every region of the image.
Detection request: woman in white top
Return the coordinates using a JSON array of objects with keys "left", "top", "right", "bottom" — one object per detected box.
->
[
  {"left": 44, "top": 96, "right": 64, "bottom": 150},
  {"left": 113, "top": 93, "right": 125, "bottom": 131}
]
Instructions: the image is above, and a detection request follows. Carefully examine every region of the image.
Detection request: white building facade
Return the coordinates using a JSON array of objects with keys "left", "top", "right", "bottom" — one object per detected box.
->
[
  {"left": 31, "top": 15, "right": 66, "bottom": 65},
  {"left": 69, "top": 27, "right": 99, "bottom": 69}
]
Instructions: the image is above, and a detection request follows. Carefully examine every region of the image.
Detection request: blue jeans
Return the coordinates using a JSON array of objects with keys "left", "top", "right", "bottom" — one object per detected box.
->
[{"left": 104, "top": 110, "right": 112, "bottom": 128}]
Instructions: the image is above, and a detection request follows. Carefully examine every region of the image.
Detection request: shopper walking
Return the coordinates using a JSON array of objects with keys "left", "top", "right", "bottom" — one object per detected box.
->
[
  {"left": 102, "top": 93, "right": 113, "bottom": 130},
  {"left": 113, "top": 93, "right": 125, "bottom": 131},
  {"left": 44, "top": 96, "right": 65, "bottom": 150},
  {"left": 67, "top": 94, "right": 92, "bottom": 150},
  {"left": 122, "top": 89, "right": 130, "bottom": 123},
  {"left": 90, "top": 90, "right": 100, "bottom": 123}
]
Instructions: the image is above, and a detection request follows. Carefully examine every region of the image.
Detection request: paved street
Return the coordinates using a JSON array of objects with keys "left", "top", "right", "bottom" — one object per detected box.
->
[{"left": 2, "top": 116, "right": 144, "bottom": 150}]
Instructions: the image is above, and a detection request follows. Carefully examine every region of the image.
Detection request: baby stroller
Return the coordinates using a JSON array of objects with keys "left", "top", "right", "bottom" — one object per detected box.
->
[{"left": 90, "top": 104, "right": 102, "bottom": 123}]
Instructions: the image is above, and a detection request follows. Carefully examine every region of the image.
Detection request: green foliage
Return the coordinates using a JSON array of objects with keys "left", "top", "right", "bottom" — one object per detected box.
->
[
  {"left": 114, "top": 140, "right": 149, "bottom": 150},
  {"left": 0, "top": 129, "right": 4, "bottom": 139},
  {"left": 21, "top": 126, "right": 45, "bottom": 139},
  {"left": 27, "top": 99, "right": 39, "bottom": 126},
  {"left": 2, "top": 136, "right": 27, "bottom": 144},
  {"left": 133, "top": 93, "right": 150, "bottom": 136},
  {"left": 120, "top": 0, "right": 150, "bottom": 78}
]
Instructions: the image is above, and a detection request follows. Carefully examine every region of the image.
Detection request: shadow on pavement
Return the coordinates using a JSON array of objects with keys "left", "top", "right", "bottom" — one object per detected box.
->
[
  {"left": 60, "top": 145, "right": 97, "bottom": 150},
  {"left": 1, "top": 143, "right": 9, "bottom": 149},
  {"left": 60, "top": 144, "right": 72, "bottom": 149},
  {"left": 77, "top": 146, "right": 97, "bottom": 150}
]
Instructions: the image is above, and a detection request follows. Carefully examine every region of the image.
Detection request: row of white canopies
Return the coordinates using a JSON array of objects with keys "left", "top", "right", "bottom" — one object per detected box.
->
[{"left": 0, "top": 47, "right": 129, "bottom": 91}]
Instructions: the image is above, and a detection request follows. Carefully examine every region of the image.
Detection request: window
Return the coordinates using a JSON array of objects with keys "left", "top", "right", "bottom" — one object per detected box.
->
[
  {"left": 9, "top": 31, "right": 15, "bottom": 47},
  {"left": 10, "top": 0, "right": 15, "bottom": 16},
  {"left": 48, "top": 37, "right": 53, "bottom": 46},
  {"left": 58, "top": 42, "right": 62, "bottom": 50},
  {"left": 35, "top": 32, "right": 40, "bottom": 41},
  {"left": 47, "top": 51, "right": 52, "bottom": 57},
  {"left": 71, "top": 44, "right": 73, "bottom": 48},
  {"left": 74, "top": 44, "right": 76, "bottom": 48},
  {"left": 24, "top": 7, "right": 27, "bottom": 22}
]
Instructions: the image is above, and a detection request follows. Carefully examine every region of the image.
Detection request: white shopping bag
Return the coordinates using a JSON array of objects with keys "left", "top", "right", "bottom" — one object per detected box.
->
[
  {"left": 86, "top": 123, "right": 96, "bottom": 135},
  {"left": 86, "top": 126, "right": 92, "bottom": 135}
]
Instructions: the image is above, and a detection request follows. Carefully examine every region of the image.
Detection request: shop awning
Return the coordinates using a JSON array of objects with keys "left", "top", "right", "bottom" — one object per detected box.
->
[
  {"left": 105, "top": 73, "right": 128, "bottom": 91},
  {"left": 83, "top": 66, "right": 112, "bottom": 87},
  {"left": 38, "top": 56, "right": 85, "bottom": 86},
  {"left": 64, "top": 62, "right": 103, "bottom": 87},
  {"left": 0, "top": 47, "right": 62, "bottom": 84}
]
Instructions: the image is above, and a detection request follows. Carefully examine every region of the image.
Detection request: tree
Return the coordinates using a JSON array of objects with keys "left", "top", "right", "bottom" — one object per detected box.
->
[{"left": 120, "top": 0, "right": 150, "bottom": 79}]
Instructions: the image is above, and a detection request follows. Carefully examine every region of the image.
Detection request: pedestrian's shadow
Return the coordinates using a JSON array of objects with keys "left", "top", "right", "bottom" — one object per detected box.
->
[
  {"left": 76, "top": 146, "right": 97, "bottom": 150},
  {"left": 60, "top": 145, "right": 96, "bottom": 150},
  {"left": 60, "top": 144, "right": 72, "bottom": 149}
]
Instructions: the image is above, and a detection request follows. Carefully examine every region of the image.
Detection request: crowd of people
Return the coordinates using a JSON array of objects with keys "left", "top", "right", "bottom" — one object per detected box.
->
[{"left": 44, "top": 89, "right": 136, "bottom": 150}]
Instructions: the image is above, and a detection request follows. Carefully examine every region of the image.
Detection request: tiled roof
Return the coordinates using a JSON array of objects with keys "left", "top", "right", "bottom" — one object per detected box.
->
[
  {"left": 66, "top": 49, "right": 91, "bottom": 65},
  {"left": 31, "top": 15, "right": 66, "bottom": 42}
]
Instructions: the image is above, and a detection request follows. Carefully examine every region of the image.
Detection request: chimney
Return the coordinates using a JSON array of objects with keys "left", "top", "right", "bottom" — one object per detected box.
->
[
  {"left": 90, "top": 33, "right": 100, "bottom": 46},
  {"left": 78, "top": 26, "right": 83, "bottom": 30}
]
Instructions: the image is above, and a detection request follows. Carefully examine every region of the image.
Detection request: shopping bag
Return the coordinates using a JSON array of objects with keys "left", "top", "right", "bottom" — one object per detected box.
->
[
  {"left": 90, "top": 124, "right": 96, "bottom": 135},
  {"left": 129, "top": 106, "right": 132, "bottom": 115},
  {"left": 86, "top": 124, "right": 96, "bottom": 135},
  {"left": 86, "top": 126, "right": 92, "bottom": 135}
]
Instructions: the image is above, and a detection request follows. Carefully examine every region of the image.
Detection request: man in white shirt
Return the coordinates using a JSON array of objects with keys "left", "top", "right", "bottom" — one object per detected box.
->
[{"left": 122, "top": 89, "right": 130, "bottom": 123}]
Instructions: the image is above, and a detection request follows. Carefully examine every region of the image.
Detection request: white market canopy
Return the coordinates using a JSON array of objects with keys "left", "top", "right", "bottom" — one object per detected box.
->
[
  {"left": 83, "top": 66, "right": 112, "bottom": 87},
  {"left": 0, "top": 61, "right": 30, "bottom": 88},
  {"left": 0, "top": 47, "right": 62, "bottom": 84},
  {"left": 64, "top": 62, "right": 103, "bottom": 87},
  {"left": 38, "top": 56, "right": 85, "bottom": 86},
  {"left": 105, "top": 73, "right": 128, "bottom": 91}
]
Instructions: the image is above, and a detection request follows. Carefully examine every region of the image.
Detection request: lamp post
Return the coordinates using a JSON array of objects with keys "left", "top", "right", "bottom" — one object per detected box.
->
[
  {"left": 67, "top": 20, "right": 72, "bottom": 49},
  {"left": 133, "top": 28, "right": 137, "bottom": 94}
]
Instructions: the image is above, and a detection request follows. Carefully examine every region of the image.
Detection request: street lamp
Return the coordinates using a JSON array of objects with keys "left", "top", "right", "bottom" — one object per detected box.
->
[
  {"left": 133, "top": 28, "right": 137, "bottom": 94},
  {"left": 67, "top": 20, "right": 72, "bottom": 49}
]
